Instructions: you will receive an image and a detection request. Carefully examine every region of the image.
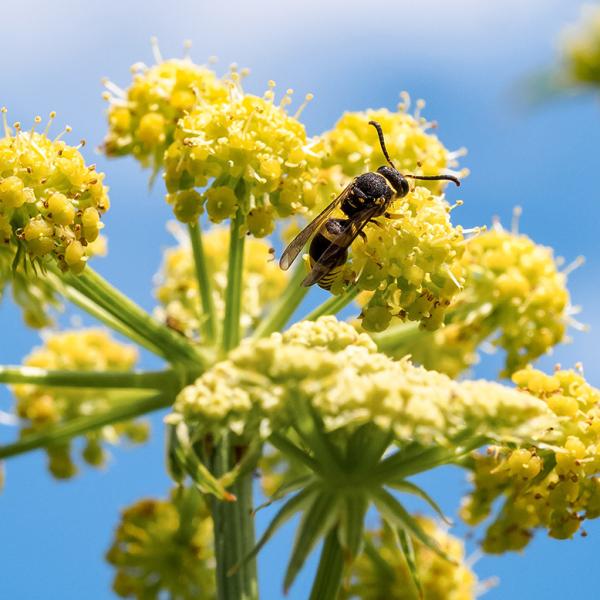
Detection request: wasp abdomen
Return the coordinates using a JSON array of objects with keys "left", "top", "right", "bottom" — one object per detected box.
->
[{"left": 308, "top": 218, "right": 349, "bottom": 290}]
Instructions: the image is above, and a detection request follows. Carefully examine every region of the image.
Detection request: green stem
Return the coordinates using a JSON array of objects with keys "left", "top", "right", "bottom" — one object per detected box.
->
[
  {"left": 302, "top": 286, "right": 360, "bottom": 322},
  {"left": 0, "top": 392, "right": 171, "bottom": 460},
  {"left": 63, "top": 267, "right": 203, "bottom": 367},
  {"left": 308, "top": 528, "right": 344, "bottom": 600},
  {"left": 370, "top": 321, "right": 421, "bottom": 354},
  {"left": 188, "top": 222, "right": 218, "bottom": 344},
  {"left": 0, "top": 366, "right": 179, "bottom": 390},
  {"left": 211, "top": 440, "right": 258, "bottom": 600},
  {"left": 222, "top": 208, "right": 246, "bottom": 352},
  {"left": 252, "top": 263, "right": 309, "bottom": 339}
]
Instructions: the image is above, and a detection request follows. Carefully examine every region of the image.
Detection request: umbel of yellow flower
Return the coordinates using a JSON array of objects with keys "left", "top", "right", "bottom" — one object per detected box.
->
[
  {"left": 341, "top": 518, "right": 479, "bottom": 600},
  {"left": 106, "top": 487, "right": 215, "bottom": 600},
  {"left": 0, "top": 110, "right": 109, "bottom": 273},
  {"left": 102, "top": 42, "right": 229, "bottom": 173},
  {"left": 561, "top": 5, "right": 600, "bottom": 87},
  {"left": 13, "top": 329, "right": 147, "bottom": 478},
  {"left": 170, "top": 317, "right": 556, "bottom": 447},
  {"left": 394, "top": 221, "right": 572, "bottom": 377},
  {"left": 164, "top": 78, "right": 321, "bottom": 233},
  {"left": 461, "top": 366, "right": 600, "bottom": 552},
  {"left": 155, "top": 225, "right": 287, "bottom": 338}
]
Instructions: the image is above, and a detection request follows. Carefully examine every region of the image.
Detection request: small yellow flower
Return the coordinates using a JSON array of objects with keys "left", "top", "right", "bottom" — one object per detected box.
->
[
  {"left": 561, "top": 5, "right": 600, "bottom": 87},
  {"left": 106, "top": 488, "right": 215, "bottom": 600},
  {"left": 0, "top": 110, "right": 109, "bottom": 273},
  {"left": 155, "top": 225, "right": 287, "bottom": 339},
  {"left": 13, "top": 329, "right": 146, "bottom": 478},
  {"left": 102, "top": 47, "right": 229, "bottom": 172},
  {"left": 461, "top": 365, "right": 600, "bottom": 552},
  {"left": 342, "top": 518, "right": 481, "bottom": 600},
  {"left": 164, "top": 79, "right": 321, "bottom": 233}
]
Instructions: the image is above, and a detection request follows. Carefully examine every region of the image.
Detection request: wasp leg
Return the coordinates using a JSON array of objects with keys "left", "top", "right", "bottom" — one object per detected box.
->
[
  {"left": 384, "top": 212, "right": 404, "bottom": 219},
  {"left": 358, "top": 230, "right": 368, "bottom": 242},
  {"left": 368, "top": 219, "right": 385, "bottom": 229}
]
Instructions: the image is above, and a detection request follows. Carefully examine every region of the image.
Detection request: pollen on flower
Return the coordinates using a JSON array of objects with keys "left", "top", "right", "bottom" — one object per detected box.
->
[
  {"left": 169, "top": 317, "right": 557, "bottom": 447},
  {"left": 394, "top": 221, "right": 573, "bottom": 377},
  {"left": 0, "top": 111, "right": 110, "bottom": 273},
  {"left": 106, "top": 488, "right": 215, "bottom": 600},
  {"left": 341, "top": 518, "right": 482, "bottom": 600},
  {"left": 163, "top": 78, "right": 322, "bottom": 233},
  {"left": 102, "top": 43, "right": 229, "bottom": 173},
  {"left": 154, "top": 225, "right": 287, "bottom": 339},
  {"left": 461, "top": 365, "right": 600, "bottom": 552},
  {"left": 12, "top": 329, "right": 147, "bottom": 478}
]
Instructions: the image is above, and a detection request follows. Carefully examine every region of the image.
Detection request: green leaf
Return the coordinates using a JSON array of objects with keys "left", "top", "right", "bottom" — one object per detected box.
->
[
  {"left": 284, "top": 491, "right": 341, "bottom": 592},
  {"left": 345, "top": 423, "right": 393, "bottom": 473},
  {"left": 218, "top": 437, "right": 263, "bottom": 488},
  {"left": 372, "top": 487, "right": 454, "bottom": 563},
  {"left": 395, "top": 526, "right": 424, "bottom": 600},
  {"left": 308, "top": 528, "right": 345, "bottom": 600},
  {"left": 253, "top": 474, "right": 316, "bottom": 515},
  {"left": 269, "top": 432, "right": 320, "bottom": 474},
  {"left": 387, "top": 479, "right": 452, "bottom": 525},
  {"left": 229, "top": 483, "right": 320, "bottom": 576},
  {"left": 338, "top": 492, "right": 368, "bottom": 561}
]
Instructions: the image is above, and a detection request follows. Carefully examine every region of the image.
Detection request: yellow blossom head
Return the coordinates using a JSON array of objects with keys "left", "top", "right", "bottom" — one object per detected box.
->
[
  {"left": 102, "top": 48, "right": 229, "bottom": 172},
  {"left": 560, "top": 5, "right": 600, "bottom": 87},
  {"left": 13, "top": 329, "right": 146, "bottom": 478},
  {"left": 461, "top": 365, "right": 600, "bottom": 552},
  {"left": 164, "top": 79, "right": 321, "bottom": 233},
  {"left": 0, "top": 110, "right": 109, "bottom": 273},
  {"left": 155, "top": 225, "right": 287, "bottom": 338},
  {"left": 106, "top": 487, "right": 215, "bottom": 600}
]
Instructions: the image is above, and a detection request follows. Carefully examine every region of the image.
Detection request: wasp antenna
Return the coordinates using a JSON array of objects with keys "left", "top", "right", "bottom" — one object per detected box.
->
[
  {"left": 368, "top": 120, "right": 396, "bottom": 169},
  {"left": 404, "top": 173, "right": 461, "bottom": 187}
]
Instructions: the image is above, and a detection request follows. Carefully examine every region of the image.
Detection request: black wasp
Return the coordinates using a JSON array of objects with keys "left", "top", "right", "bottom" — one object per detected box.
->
[{"left": 279, "top": 120, "right": 461, "bottom": 289}]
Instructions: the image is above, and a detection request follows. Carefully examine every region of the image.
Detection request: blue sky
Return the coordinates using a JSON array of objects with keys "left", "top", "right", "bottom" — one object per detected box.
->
[{"left": 1, "top": 1, "right": 600, "bottom": 598}]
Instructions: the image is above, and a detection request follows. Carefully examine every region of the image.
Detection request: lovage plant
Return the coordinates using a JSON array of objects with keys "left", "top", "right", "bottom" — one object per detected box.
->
[{"left": 0, "top": 42, "right": 596, "bottom": 600}]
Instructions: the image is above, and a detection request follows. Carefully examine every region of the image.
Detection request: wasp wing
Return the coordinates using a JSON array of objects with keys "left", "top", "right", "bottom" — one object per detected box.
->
[
  {"left": 279, "top": 183, "right": 354, "bottom": 271},
  {"left": 301, "top": 203, "right": 382, "bottom": 287}
]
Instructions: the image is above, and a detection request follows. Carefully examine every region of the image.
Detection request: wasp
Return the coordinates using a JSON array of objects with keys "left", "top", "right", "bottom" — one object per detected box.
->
[{"left": 279, "top": 120, "right": 461, "bottom": 289}]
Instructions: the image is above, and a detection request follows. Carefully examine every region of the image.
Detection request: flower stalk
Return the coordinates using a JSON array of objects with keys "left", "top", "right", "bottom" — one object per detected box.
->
[{"left": 303, "top": 286, "right": 360, "bottom": 321}]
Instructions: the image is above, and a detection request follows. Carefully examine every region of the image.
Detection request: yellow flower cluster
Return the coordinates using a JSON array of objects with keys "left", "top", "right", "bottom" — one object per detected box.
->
[
  {"left": 164, "top": 80, "right": 321, "bottom": 233},
  {"left": 461, "top": 366, "right": 600, "bottom": 552},
  {"left": 561, "top": 5, "right": 600, "bottom": 87},
  {"left": 321, "top": 102, "right": 462, "bottom": 193},
  {"left": 13, "top": 329, "right": 147, "bottom": 478},
  {"left": 102, "top": 54, "right": 228, "bottom": 172},
  {"left": 106, "top": 488, "right": 215, "bottom": 600},
  {"left": 341, "top": 519, "right": 479, "bottom": 600},
  {"left": 0, "top": 111, "right": 109, "bottom": 273},
  {"left": 170, "top": 317, "right": 556, "bottom": 446},
  {"left": 155, "top": 226, "right": 287, "bottom": 338},
  {"left": 400, "top": 224, "right": 571, "bottom": 377}
]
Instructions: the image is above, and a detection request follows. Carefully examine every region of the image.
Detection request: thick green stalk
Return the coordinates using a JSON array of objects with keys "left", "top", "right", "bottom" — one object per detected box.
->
[
  {"left": 252, "top": 262, "right": 308, "bottom": 339},
  {"left": 302, "top": 286, "right": 360, "bottom": 321},
  {"left": 222, "top": 208, "right": 246, "bottom": 352},
  {"left": 211, "top": 440, "right": 258, "bottom": 600},
  {"left": 0, "top": 366, "right": 179, "bottom": 390},
  {"left": 370, "top": 321, "right": 421, "bottom": 354},
  {"left": 0, "top": 392, "right": 171, "bottom": 460},
  {"left": 188, "top": 222, "right": 218, "bottom": 344},
  {"left": 308, "top": 528, "right": 344, "bottom": 600}
]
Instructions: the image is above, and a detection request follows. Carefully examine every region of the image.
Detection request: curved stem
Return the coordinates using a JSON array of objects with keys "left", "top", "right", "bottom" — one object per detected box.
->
[
  {"left": 188, "top": 222, "right": 218, "bottom": 344},
  {"left": 0, "top": 392, "right": 171, "bottom": 460},
  {"left": 0, "top": 366, "right": 179, "bottom": 390},
  {"left": 252, "top": 263, "right": 308, "bottom": 339},
  {"left": 370, "top": 321, "right": 421, "bottom": 354},
  {"left": 308, "top": 528, "right": 344, "bottom": 600},
  {"left": 222, "top": 208, "right": 246, "bottom": 352},
  {"left": 302, "top": 286, "right": 360, "bottom": 322}
]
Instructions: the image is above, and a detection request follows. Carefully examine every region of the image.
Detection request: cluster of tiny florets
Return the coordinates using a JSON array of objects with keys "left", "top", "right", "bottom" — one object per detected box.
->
[
  {"left": 341, "top": 518, "right": 479, "bottom": 600},
  {"left": 401, "top": 223, "right": 572, "bottom": 377},
  {"left": 163, "top": 79, "right": 322, "bottom": 233},
  {"left": 0, "top": 110, "right": 109, "bottom": 273},
  {"left": 170, "top": 317, "right": 556, "bottom": 446},
  {"left": 106, "top": 488, "right": 215, "bottom": 600},
  {"left": 155, "top": 226, "right": 286, "bottom": 338},
  {"left": 12, "top": 329, "right": 147, "bottom": 478},
  {"left": 102, "top": 50, "right": 229, "bottom": 172},
  {"left": 560, "top": 5, "right": 600, "bottom": 87},
  {"left": 461, "top": 366, "right": 600, "bottom": 552}
]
